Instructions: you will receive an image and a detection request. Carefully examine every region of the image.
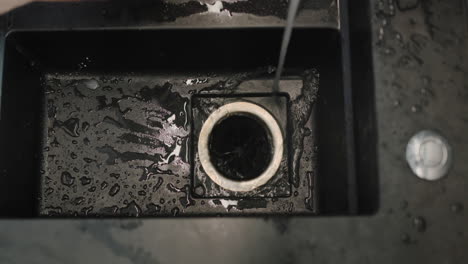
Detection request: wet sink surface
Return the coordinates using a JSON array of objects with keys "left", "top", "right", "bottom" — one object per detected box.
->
[{"left": 0, "top": 28, "right": 376, "bottom": 217}]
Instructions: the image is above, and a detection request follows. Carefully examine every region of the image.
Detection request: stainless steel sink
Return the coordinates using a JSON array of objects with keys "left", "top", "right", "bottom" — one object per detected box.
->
[{"left": 0, "top": 24, "right": 376, "bottom": 217}]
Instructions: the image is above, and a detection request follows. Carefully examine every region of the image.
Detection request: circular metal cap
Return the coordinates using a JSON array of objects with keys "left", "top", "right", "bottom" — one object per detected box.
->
[
  {"left": 198, "top": 101, "right": 284, "bottom": 192},
  {"left": 406, "top": 130, "right": 452, "bottom": 181}
]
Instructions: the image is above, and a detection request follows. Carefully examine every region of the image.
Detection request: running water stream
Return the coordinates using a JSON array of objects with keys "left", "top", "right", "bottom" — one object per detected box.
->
[{"left": 273, "top": 0, "right": 302, "bottom": 94}]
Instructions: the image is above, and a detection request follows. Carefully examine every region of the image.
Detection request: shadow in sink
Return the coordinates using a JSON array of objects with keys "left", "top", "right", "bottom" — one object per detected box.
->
[{"left": 0, "top": 28, "right": 377, "bottom": 217}]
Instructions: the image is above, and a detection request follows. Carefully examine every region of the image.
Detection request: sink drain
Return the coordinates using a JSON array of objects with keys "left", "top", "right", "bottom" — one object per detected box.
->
[
  {"left": 209, "top": 115, "right": 272, "bottom": 181},
  {"left": 198, "top": 102, "right": 283, "bottom": 192}
]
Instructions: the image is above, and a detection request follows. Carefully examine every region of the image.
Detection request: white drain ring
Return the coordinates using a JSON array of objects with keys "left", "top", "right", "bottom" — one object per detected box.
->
[{"left": 198, "top": 101, "right": 284, "bottom": 192}]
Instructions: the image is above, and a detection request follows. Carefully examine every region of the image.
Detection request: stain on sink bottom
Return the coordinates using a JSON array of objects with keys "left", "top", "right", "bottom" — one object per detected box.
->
[{"left": 39, "top": 69, "right": 318, "bottom": 217}]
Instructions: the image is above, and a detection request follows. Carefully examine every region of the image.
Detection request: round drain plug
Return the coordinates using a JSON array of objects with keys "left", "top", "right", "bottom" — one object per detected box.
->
[
  {"left": 406, "top": 130, "right": 452, "bottom": 181},
  {"left": 198, "top": 102, "right": 283, "bottom": 192}
]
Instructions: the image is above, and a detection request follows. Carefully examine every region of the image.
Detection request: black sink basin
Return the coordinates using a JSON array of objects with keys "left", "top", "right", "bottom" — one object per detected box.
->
[{"left": 0, "top": 25, "right": 376, "bottom": 217}]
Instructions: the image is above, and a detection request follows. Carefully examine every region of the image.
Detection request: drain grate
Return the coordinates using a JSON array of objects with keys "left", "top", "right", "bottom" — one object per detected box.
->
[{"left": 191, "top": 94, "right": 291, "bottom": 198}]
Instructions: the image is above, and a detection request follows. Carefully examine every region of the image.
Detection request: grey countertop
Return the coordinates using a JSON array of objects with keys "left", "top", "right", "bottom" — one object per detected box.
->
[{"left": 0, "top": 0, "right": 467, "bottom": 263}]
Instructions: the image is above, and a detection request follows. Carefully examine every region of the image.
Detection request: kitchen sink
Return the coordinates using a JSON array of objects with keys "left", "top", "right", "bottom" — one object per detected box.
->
[{"left": 0, "top": 19, "right": 376, "bottom": 217}]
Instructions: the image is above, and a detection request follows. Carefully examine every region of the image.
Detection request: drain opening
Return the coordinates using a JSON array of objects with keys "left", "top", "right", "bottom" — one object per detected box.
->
[
  {"left": 198, "top": 101, "right": 283, "bottom": 192},
  {"left": 208, "top": 114, "right": 273, "bottom": 181}
]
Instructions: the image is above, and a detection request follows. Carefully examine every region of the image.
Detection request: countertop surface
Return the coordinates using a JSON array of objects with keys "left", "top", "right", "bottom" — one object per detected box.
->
[{"left": 0, "top": 0, "right": 467, "bottom": 263}]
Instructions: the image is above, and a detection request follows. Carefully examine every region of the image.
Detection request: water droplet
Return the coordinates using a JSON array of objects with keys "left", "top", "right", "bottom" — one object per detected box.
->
[
  {"left": 422, "top": 76, "right": 431, "bottom": 86},
  {"left": 171, "top": 207, "right": 180, "bottom": 216},
  {"left": 83, "top": 79, "right": 99, "bottom": 90},
  {"left": 72, "top": 196, "right": 86, "bottom": 205},
  {"left": 100, "top": 181, "right": 108, "bottom": 190},
  {"left": 378, "top": 26, "right": 385, "bottom": 42},
  {"left": 99, "top": 206, "right": 118, "bottom": 215},
  {"left": 152, "top": 177, "right": 163, "bottom": 192},
  {"left": 110, "top": 173, "right": 120, "bottom": 179},
  {"left": 382, "top": 18, "right": 388, "bottom": 26},
  {"left": 71, "top": 152, "right": 78, "bottom": 159},
  {"left": 401, "top": 233, "right": 411, "bottom": 244},
  {"left": 81, "top": 206, "right": 93, "bottom": 215},
  {"left": 79, "top": 177, "right": 92, "bottom": 186},
  {"left": 83, "top": 158, "right": 96, "bottom": 163},
  {"left": 110, "top": 78, "right": 120, "bottom": 84},
  {"left": 120, "top": 201, "right": 141, "bottom": 217},
  {"left": 160, "top": 198, "right": 165, "bottom": 204},
  {"left": 60, "top": 171, "right": 75, "bottom": 187},
  {"left": 395, "top": 32, "right": 402, "bottom": 41},
  {"left": 400, "top": 200, "right": 408, "bottom": 210},
  {"left": 62, "top": 194, "right": 69, "bottom": 201},
  {"left": 146, "top": 203, "right": 161, "bottom": 214},
  {"left": 384, "top": 47, "right": 395, "bottom": 55},
  {"left": 194, "top": 185, "right": 205, "bottom": 196},
  {"left": 450, "top": 203, "right": 463, "bottom": 214},
  {"left": 88, "top": 186, "right": 96, "bottom": 192},
  {"left": 138, "top": 190, "right": 146, "bottom": 196},
  {"left": 304, "top": 171, "right": 315, "bottom": 211},
  {"left": 396, "top": 0, "right": 419, "bottom": 11},
  {"left": 56, "top": 118, "right": 80, "bottom": 137},
  {"left": 45, "top": 188, "right": 54, "bottom": 195},
  {"left": 378, "top": 0, "right": 385, "bottom": 11},
  {"left": 411, "top": 105, "right": 420, "bottom": 113},
  {"left": 44, "top": 206, "right": 62, "bottom": 216},
  {"left": 82, "top": 122, "right": 90, "bottom": 132},
  {"left": 109, "top": 184, "right": 120, "bottom": 196},
  {"left": 389, "top": 4, "right": 395, "bottom": 15},
  {"left": 412, "top": 216, "right": 426, "bottom": 232}
]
